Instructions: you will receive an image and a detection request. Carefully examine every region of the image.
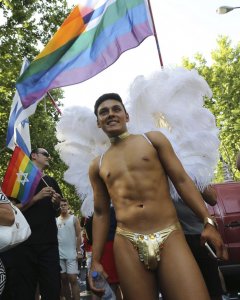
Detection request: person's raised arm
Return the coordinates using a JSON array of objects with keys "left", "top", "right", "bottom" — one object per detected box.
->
[
  {"left": 88, "top": 157, "right": 111, "bottom": 295},
  {"left": 148, "top": 131, "right": 228, "bottom": 260}
]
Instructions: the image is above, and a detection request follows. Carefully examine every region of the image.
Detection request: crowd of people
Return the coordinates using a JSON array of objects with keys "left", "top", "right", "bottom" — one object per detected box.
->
[
  {"left": 1, "top": 148, "right": 63, "bottom": 300},
  {"left": 0, "top": 146, "right": 121, "bottom": 300},
  {"left": 1, "top": 92, "right": 239, "bottom": 300}
]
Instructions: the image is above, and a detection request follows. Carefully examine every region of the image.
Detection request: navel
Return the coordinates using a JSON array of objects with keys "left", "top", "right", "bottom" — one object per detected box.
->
[{"left": 137, "top": 204, "right": 144, "bottom": 208}]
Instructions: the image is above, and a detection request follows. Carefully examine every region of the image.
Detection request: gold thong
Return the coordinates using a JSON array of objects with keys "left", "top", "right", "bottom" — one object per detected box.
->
[{"left": 116, "top": 222, "right": 181, "bottom": 270}]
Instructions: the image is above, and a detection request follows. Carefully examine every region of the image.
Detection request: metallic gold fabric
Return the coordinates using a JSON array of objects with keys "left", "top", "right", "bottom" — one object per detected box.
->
[{"left": 116, "top": 222, "right": 181, "bottom": 270}]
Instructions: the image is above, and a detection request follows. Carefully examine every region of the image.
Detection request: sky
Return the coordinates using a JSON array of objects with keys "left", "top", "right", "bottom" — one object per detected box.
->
[{"left": 62, "top": 0, "right": 240, "bottom": 111}]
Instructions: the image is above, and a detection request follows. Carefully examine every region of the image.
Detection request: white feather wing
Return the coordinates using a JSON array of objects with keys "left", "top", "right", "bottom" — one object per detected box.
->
[
  {"left": 55, "top": 106, "right": 109, "bottom": 216},
  {"left": 55, "top": 67, "right": 219, "bottom": 213},
  {"left": 127, "top": 67, "right": 219, "bottom": 199}
]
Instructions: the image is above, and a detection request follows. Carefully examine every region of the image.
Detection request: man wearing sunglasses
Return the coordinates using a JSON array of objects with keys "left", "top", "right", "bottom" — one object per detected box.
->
[{"left": 2, "top": 148, "right": 63, "bottom": 300}]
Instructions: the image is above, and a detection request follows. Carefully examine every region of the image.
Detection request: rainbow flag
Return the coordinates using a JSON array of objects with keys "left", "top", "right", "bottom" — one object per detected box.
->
[
  {"left": 1, "top": 146, "right": 42, "bottom": 205},
  {"left": 16, "top": 0, "right": 153, "bottom": 108}
]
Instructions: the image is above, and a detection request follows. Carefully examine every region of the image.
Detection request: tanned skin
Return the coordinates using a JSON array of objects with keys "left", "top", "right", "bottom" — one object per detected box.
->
[{"left": 88, "top": 99, "right": 228, "bottom": 300}]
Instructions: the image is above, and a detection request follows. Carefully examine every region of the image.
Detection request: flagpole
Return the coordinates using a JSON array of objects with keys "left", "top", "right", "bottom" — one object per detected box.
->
[
  {"left": 41, "top": 177, "right": 49, "bottom": 187},
  {"left": 47, "top": 92, "right": 62, "bottom": 115},
  {"left": 147, "top": 0, "right": 164, "bottom": 68}
]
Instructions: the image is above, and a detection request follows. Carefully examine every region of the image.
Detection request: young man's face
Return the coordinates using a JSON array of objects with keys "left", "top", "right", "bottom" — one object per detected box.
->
[
  {"left": 97, "top": 99, "right": 129, "bottom": 135},
  {"left": 60, "top": 201, "right": 68, "bottom": 214}
]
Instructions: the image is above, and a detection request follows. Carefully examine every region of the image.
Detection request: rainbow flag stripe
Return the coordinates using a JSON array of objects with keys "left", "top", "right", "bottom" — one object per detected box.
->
[
  {"left": 16, "top": 0, "right": 153, "bottom": 108},
  {"left": 1, "top": 146, "right": 42, "bottom": 205}
]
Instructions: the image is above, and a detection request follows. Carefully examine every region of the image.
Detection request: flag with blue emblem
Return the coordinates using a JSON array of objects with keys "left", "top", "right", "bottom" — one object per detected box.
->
[{"left": 6, "top": 58, "right": 40, "bottom": 155}]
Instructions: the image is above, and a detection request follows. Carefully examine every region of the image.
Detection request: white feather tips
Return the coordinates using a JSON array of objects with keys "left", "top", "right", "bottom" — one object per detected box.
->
[{"left": 55, "top": 67, "right": 219, "bottom": 213}]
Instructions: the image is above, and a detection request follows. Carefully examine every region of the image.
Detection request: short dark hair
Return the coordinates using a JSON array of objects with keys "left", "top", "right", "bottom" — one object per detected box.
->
[
  {"left": 94, "top": 93, "right": 126, "bottom": 116},
  {"left": 30, "top": 148, "right": 38, "bottom": 160},
  {"left": 30, "top": 148, "right": 50, "bottom": 159},
  {"left": 60, "top": 198, "right": 68, "bottom": 203}
]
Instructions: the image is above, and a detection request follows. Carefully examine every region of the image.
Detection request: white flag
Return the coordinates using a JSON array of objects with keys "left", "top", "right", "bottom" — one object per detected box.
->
[{"left": 6, "top": 58, "right": 40, "bottom": 155}]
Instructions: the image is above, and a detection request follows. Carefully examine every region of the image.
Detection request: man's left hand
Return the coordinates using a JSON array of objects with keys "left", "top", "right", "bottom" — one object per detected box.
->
[
  {"left": 51, "top": 192, "right": 62, "bottom": 204},
  {"left": 200, "top": 225, "right": 228, "bottom": 260}
]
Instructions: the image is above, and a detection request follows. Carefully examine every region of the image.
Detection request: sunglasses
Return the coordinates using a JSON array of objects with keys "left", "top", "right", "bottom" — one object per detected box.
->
[{"left": 37, "top": 151, "right": 50, "bottom": 158}]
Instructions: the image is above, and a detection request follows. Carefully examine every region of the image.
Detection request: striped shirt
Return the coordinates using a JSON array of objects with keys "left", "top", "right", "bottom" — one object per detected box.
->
[{"left": 0, "top": 190, "right": 10, "bottom": 204}]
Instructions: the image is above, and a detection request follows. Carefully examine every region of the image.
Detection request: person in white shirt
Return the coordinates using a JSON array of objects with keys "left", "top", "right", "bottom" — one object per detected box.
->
[{"left": 57, "top": 198, "right": 81, "bottom": 300}]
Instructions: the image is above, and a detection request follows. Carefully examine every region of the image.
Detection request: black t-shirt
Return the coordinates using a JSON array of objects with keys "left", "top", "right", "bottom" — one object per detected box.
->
[{"left": 23, "top": 175, "right": 62, "bottom": 245}]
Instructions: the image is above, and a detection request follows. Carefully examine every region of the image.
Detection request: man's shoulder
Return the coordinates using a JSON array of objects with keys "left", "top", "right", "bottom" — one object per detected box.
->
[
  {"left": 144, "top": 131, "right": 165, "bottom": 138},
  {"left": 68, "top": 215, "right": 77, "bottom": 227},
  {"left": 42, "top": 174, "right": 53, "bottom": 181},
  {"left": 144, "top": 131, "right": 170, "bottom": 145},
  {"left": 72, "top": 215, "right": 78, "bottom": 224},
  {"left": 42, "top": 175, "right": 58, "bottom": 185},
  {"left": 43, "top": 174, "right": 55, "bottom": 180},
  {"left": 89, "top": 156, "right": 101, "bottom": 172}
]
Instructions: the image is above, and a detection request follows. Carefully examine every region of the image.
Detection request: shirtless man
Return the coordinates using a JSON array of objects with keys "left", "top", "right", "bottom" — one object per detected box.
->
[{"left": 88, "top": 93, "right": 228, "bottom": 300}]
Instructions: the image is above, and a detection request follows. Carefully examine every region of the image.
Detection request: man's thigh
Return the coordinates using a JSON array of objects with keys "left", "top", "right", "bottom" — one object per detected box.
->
[
  {"left": 38, "top": 244, "right": 61, "bottom": 300},
  {"left": 60, "top": 259, "right": 67, "bottom": 274},
  {"left": 158, "top": 230, "right": 210, "bottom": 300},
  {"left": 114, "top": 234, "right": 159, "bottom": 300},
  {"left": 2, "top": 245, "right": 38, "bottom": 300},
  {"left": 65, "top": 259, "right": 78, "bottom": 275}
]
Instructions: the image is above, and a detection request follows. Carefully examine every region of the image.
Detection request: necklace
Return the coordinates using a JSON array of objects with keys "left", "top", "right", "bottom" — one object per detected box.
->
[
  {"left": 109, "top": 131, "right": 130, "bottom": 143},
  {"left": 59, "top": 215, "right": 69, "bottom": 227}
]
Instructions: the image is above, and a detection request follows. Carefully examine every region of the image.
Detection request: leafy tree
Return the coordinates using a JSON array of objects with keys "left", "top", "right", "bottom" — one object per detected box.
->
[
  {"left": 0, "top": 0, "right": 81, "bottom": 214},
  {"left": 182, "top": 36, "right": 240, "bottom": 181}
]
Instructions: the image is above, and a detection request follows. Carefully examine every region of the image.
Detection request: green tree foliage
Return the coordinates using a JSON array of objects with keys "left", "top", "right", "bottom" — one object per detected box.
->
[
  {"left": 182, "top": 37, "right": 240, "bottom": 181},
  {"left": 0, "top": 0, "right": 81, "bottom": 214}
]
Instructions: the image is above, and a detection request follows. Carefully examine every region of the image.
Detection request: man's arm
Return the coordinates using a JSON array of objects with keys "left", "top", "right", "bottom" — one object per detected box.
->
[
  {"left": 0, "top": 203, "right": 15, "bottom": 226},
  {"left": 148, "top": 131, "right": 228, "bottom": 260},
  {"left": 201, "top": 185, "right": 217, "bottom": 206},
  {"left": 19, "top": 176, "right": 62, "bottom": 212},
  {"left": 88, "top": 157, "right": 111, "bottom": 294},
  {"left": 89, "top": 157, "right": 111, "bottom": 263},
  {"left": 19, "top": 187, "right": 56, "bottom": 211},
  {"left": 0, "top": 191, "right": 15, "bottom": 225}
]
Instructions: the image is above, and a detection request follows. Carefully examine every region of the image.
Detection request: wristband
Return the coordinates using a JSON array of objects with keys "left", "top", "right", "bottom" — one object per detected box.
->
[{"left": 203, "top": 217, "right": 218, "bottom": 229}]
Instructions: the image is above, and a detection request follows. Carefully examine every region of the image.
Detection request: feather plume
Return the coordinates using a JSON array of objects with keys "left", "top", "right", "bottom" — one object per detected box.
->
[
  {"left": 56, "top": 67, "right": 219, "bottom": 215},
  {"left": 55, "top": 106, "right": 109, "bottom": 216},
  {"left": 128, "top": 67, "right": 219, "bottom": 198}
]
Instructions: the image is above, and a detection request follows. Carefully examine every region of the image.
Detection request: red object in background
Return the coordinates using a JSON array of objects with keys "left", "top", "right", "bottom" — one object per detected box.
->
[
  {"left": 207, "top": 182, "right": 240, "bottom": 264},
  {"left": 206, "top": 180, "right": 240, "bottom": 292},
  {"left": 100, "top": 241, "right": 119, "bottom": 284}
]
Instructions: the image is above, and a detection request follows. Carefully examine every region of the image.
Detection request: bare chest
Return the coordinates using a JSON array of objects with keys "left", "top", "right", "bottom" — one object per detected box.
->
[{"left": 99, "top": 141, "right": 159, "bottom": 183}]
